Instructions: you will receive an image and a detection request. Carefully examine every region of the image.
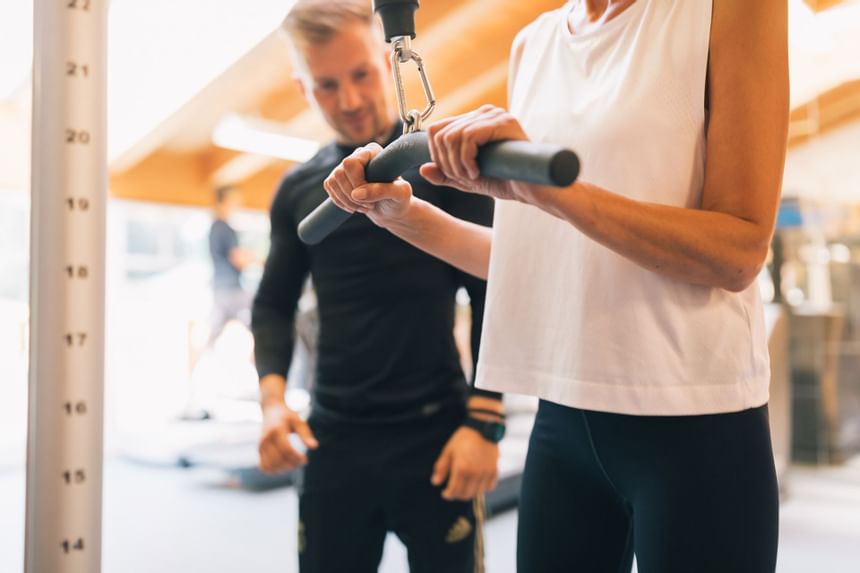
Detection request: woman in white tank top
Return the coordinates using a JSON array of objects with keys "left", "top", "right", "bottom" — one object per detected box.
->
[{"left": 324, "top": 1, "right": 788, "bottom": 571}]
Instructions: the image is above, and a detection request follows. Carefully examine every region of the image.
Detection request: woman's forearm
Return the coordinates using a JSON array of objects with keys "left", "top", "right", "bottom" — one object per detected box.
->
[
  {"left": 384, "top": 198, "right": 492, "bottom": 280},
  {"left": 531, "top": 182, "right": 773, "bottom": 292}
]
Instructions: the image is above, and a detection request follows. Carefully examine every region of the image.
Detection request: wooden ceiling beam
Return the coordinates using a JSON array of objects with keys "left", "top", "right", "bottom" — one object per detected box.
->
[
  {"left": 788, "top": 79, "right": 860, "bottom": 147},
  {"left": 109, "top": 148, "right": 288, "bottom": 211},
  {"left": 122, "top": 73, "right": 860, "bottom": 210},
  {"left": 803, "top": 0, "right": 848, "bottom": 12},
  {"left": 206, "top": 0, "right": 557, "bottom": 189},
  {"left": 114, "top": 1, "right": 860, "bottom": 210},
  {"left": 125, "top": 59, "right": 513, "bottom": 211},
  {"left": 239, "top": 0, "right": 463, "bottom": 126},
  {"left": 134, "top": 0, "right": 544, "bottom": 201},
  {"left": 110, "top": 152, "right": 210, "bottom": 208},
  {"left": 235, "top": 62, "right": 513, "bottom": 208},
  {"left": 234, "top": 163, "right": 292, "bottom": 211}
]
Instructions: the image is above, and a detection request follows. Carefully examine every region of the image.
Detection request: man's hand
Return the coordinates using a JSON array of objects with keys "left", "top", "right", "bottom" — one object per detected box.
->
[
  {"left": 431, "top": 425, "right": 500, "bottom": 501},
  {"left": 258, "top": 402, "right": 319, "bottom": 474}
]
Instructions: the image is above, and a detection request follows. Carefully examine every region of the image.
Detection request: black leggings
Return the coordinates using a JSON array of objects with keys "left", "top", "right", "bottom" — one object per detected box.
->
[{"left": 517, "top": 400, "right": 779, "bottom": 573}]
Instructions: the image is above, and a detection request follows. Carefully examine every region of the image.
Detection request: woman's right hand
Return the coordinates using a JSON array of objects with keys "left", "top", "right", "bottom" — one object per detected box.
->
[
  {"left": 323, "top": 143, "right": 415, "bottom": 228},
  {"left": 421, "top": 104, "right": 532, "bottom": 202}
]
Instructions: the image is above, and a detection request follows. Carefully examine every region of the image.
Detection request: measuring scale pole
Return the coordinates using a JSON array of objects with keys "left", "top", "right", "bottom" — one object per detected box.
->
[{"left": 26, "top": 1, "right": 107, "bottom": 572}]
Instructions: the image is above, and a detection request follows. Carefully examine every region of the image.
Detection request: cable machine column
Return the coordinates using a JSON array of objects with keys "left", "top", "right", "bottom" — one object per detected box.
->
[{"left": 25, "top": 0, "right": 107, "bottom": 571}]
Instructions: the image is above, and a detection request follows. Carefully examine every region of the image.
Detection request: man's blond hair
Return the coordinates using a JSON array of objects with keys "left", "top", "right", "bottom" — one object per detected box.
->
[{"left": 282, "top": 0, "right": 376, "bottom": 46}]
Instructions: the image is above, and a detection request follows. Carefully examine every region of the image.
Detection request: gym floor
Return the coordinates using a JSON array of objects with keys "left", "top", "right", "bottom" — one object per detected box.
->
[{"left": 0, "top": 457, "right": 858, "bottom": 572}]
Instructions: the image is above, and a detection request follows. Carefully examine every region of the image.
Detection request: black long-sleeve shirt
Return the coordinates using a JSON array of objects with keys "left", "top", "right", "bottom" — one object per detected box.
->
[{"left": 252, "top": 127, "right": 498, "bottom": 421}]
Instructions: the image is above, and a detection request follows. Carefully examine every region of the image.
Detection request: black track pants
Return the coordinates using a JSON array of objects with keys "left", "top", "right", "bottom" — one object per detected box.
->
[
  {"left": 298, "top": 406, "right": 484, "bottom": 573},
  {"left": 517, "top": 400, "right": 779, "bottom": 573}
]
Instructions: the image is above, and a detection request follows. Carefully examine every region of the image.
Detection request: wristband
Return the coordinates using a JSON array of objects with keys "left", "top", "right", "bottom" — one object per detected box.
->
[{"left": 467, "top": 407, "right": 506, "bottom": 420}]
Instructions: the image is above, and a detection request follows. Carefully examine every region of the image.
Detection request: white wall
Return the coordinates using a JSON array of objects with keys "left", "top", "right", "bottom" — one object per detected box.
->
[{"left": 784, "top": 117, "right": 860, "bottom": 204}]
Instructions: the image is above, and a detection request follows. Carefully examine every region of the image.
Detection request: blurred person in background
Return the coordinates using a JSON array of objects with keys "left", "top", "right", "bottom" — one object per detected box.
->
[
  {"left": 179, "top": 185, "right": 261, "bottom": 421},
  {"left": 209, "top": 185, "right": 257, "bottom": 346}
]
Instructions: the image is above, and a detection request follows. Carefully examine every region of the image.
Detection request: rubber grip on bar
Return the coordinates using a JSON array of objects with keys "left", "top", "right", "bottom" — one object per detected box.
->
[{"left": 297, "top": 132, "right": 579, "bottom": 245}]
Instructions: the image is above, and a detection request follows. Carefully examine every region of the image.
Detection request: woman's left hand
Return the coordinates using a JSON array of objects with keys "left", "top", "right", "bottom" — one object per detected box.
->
[{"left": 420, "top": 105, "right": 536, "bottom": 202}]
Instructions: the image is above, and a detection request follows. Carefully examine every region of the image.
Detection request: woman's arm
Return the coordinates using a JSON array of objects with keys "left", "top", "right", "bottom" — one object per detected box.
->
[
  {"left": 530, "top": 1, "right": 789, "bottom": 292},
  {"left": 383, "top": 198, "right": 492, "bottom": 279},
  {"left": 323, "top": 144, "right": 493, "bottom": 279},
  {"left": 422, "top": 1, "right": 789, "bottom": 292}
]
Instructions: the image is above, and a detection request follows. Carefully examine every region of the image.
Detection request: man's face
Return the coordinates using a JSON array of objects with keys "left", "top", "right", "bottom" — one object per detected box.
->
[{"left": 296, "top": 21, "right": 394, "bottom": 146}]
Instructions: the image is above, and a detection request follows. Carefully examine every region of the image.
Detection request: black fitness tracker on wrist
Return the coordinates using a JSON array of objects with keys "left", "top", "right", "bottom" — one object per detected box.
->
[{"left": 462, "top": 416, "right": 506, "bottom": 443}]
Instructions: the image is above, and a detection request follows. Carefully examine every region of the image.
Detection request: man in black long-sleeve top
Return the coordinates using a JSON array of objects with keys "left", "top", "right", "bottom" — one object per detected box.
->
[{"left": 251, "top": 2, "right": 504, "bottom": 572}]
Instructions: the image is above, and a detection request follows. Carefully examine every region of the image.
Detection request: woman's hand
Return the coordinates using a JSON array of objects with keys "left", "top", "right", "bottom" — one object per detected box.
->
[
  {"left": 323, "top": 142, "right": 415, "bottom": 228},
  {"left": 420, "top": 104, "right": 535, "bottom": 202}
]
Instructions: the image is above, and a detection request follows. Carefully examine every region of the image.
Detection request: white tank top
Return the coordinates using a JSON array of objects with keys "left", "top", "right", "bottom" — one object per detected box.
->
[{"left": 474, "top": 0, "right": 770, "bottom": 416}]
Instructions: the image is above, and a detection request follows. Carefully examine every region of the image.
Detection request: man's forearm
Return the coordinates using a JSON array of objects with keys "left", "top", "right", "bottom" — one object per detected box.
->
[
  {"left": 384, "top": 198, "right": 492, "bottom": 280},
  {"left": 260, "top": 374, "right": 288, "bottom": 409},
  {"left": 467, "top": 395, "right": 504, "bottom": 420}
]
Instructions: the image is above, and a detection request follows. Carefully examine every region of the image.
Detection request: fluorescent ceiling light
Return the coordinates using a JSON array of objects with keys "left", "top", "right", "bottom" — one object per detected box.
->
[{"left": 212, "top": 114, "right": 320, "bottom": 162}]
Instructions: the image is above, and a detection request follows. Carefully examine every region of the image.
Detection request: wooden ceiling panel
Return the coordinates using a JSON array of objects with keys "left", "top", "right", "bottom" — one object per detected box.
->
[
  {"left": 110, "top": 151, "right": 210, "bottom": 208},
  {"left": 113, "top": 0, "right": 555, "bottom": 208},
  {"left": 232, "top": 0, "right": 464, "bottom": 126},
  {"left": 789, "top": 79, "right": 860, "bottom": 147},
  {"left": 804, "top": 0, "right": 848, "bottom": 12},
  {"left": 221, "top": 0, "right": 559, "bottom": 193},
  {"left": 236, "top": 163, "right": 294, "bottom": 211},
  {"left": 112, "top": 0, "right": 860, "bottom": 210}
]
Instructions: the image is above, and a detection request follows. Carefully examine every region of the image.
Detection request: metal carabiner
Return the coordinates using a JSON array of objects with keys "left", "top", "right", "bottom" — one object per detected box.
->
[{"left": 390, "top": 36, "right": 436, "bottom": 134}]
